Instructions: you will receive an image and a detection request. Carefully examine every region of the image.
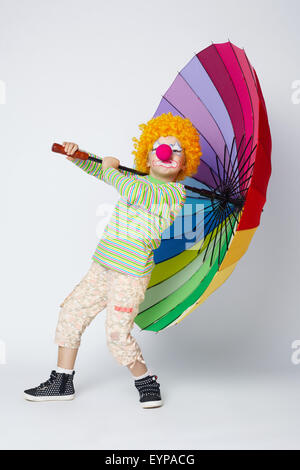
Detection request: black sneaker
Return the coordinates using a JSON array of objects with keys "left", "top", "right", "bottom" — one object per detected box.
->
[
  {"left": 134, "top": 374, "right": 163, "bottom": 408},
  {"left": 24, "top": 370, "right": 75, "bottom": 402}
]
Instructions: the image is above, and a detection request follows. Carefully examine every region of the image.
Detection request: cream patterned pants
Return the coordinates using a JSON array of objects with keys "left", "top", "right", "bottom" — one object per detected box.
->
[{"left": 55, "top": 261, "right": 151, "bottom": 369}]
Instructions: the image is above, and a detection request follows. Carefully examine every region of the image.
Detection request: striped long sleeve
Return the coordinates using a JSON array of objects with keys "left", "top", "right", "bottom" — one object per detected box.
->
[{"left": 72, "top": 157, "right": 186, "bottom": 219}]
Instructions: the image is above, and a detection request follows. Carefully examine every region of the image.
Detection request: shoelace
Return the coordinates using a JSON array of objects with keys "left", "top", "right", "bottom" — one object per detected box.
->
[
  {"left": 39, "top": 370, "right": 58, "bottom": 389},
  {"left": 59, "top": 373, "right": 70, "bottom": 394}
]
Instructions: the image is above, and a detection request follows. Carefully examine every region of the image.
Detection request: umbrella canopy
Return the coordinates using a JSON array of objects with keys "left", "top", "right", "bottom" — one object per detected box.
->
[{"left": 134, "top": 41, "right": 272, "bottom": 332}]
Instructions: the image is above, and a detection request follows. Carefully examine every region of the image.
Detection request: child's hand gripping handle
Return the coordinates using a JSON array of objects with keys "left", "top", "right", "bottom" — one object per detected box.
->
[
  {"left": 51, "top": 142, "right": 146, "bottom": 176},
  {"left": 51, "top": 143, "right": 102, "bottom": 162},
  {"left": 51, "top": 143, "right": 91, "bottom": 161}
]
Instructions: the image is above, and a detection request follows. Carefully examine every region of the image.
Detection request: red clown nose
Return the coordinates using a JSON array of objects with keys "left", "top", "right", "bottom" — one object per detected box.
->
[{"left": 155, "top": 144, "right": 172, "bottom": 161}]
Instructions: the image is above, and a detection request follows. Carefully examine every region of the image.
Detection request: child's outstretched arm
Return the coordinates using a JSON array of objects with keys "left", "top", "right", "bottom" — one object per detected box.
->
[
  {"left": 63, "top": 142, "right": 137, "bottom": 180},
  {"left": 63, "top": 142, "right": 186, "bottom": 218}
]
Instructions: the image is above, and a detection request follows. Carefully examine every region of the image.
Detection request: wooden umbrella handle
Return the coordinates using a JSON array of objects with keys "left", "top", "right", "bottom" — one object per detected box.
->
[
  {"left": 51, "top": 143, "right": 99, "bottom": 162},
  {"left": 51, "top": 142, "right": 149, "bottom": 176}
]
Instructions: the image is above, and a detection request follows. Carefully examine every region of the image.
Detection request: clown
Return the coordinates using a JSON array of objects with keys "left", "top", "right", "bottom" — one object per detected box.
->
[
  {"left": 132, "top": 111, "right": 202, "bottom": 183},
  {"left": 24, "top": 112, "right": 202, "bottom": 408}
]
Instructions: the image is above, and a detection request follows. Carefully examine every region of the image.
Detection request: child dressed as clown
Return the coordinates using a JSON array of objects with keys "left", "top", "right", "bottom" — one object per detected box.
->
[{"left": 24, "top": 112, "right": 202, "bottom": 408}]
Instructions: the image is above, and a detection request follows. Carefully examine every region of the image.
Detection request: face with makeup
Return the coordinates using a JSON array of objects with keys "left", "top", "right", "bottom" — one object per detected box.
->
[{"left": 146, "top": 135, "right": 186, "bottom": 182}]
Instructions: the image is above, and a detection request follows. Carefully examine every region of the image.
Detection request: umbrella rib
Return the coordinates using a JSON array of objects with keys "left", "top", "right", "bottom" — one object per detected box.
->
[
  {"left": 217, "top": 207, "right": 228, "bottom": 266},
  {"left": 223, "top": 135, "right": 227, "bottom": 184},
  {"left": 209, "top": 208, "right": 224, "bottom": 267},
  {"left": 195, "top": 203, "right": 221, "bottom": 254},
  {"left": 185, "top": 193, "right": 215, "bottom": 202},
  {"left": 196, "top": 202, "right": 220, "bottom": 256},
  {"left": 239, "top": 147, "right": 257, "bottom": 194},
  {"left": 230, "top": 163, "right": 255, "bottom": 197},
  {"left": 175, "top": 199, "right": 223, "bottom": 249},
  {"left": 215, "top": 153, "right": 223, "bottom": 191},
  {"left": 190, "top": 200, "right": 216, "bottom": 215},
  {"left": 239, "top": 165, "right": 255, "bottom": 197},
  {"left": 202, "top": 206, "right": 222, "bottom": 263},
  {"left": 230, "top": 162, "right": 254, "bottom": 196},
  {"left": 227, "top": 135, "right": 253, "bottom": 187},
  {"left": 229, "top": 203, "right": 241, "bottom": 226},
  {"left": 213, "top": 204, "right": 235, "bottom": 268},
  {"left": 227, "top": 134, "right": 245, "bottom": 186},
  {"left": 236, "top": 141, "right": 257, "bottom": 183},
  {"left": 225, "top": 208, "right": 236, "bottom": 234},
  {"left": 214, "top": 147, "right": 240, "bottom": 194},
  {"left": 208, "top": 163, "right": 222, "bottom": 190},
  {"left": 231, "top": 176, "right": 251, "bottom": 199},
  {"left": 198, "top": 159, "right": 222, "bottom": 190},
  {"left": 224, "top": 136, "right": 236, "bottom": 189},
  {"left": 222, "top": 207, "right": 231, "bottom": 254},
  {"left": 180, "top": 203, "right": 215, "bottom": 248},
  {"left": 227, "top": 142, "right": 256, "bottom": 198},
  {"left": 168, "top": 200, "right": 218, "bottom": 256},
  {"left": 218, "top": 206, "right": 232, "bottom": 265}
]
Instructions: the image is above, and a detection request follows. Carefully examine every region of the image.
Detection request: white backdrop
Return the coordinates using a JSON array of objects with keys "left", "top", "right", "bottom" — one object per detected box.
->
[{"left": 1, "top": 0, "right": 300, "bottom": 450}]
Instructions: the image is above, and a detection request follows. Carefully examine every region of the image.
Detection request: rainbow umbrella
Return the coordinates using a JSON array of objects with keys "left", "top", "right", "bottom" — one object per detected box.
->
[{"left": 134, "top": 41, "right": 272, "bottom": 332}]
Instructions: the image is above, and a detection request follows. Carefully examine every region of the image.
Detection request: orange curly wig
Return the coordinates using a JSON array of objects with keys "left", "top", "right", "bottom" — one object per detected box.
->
[{"left": 131, "top": 112, "right": 202, "bottom": 182}]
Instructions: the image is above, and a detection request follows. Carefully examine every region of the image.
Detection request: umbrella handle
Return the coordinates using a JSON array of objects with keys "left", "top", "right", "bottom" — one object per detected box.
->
[
  {"left": 51, "top": 143, "right": 93, "bottom": 161},
  {"left": 51, "top": 142, "right": 147, "bottom": 176}
]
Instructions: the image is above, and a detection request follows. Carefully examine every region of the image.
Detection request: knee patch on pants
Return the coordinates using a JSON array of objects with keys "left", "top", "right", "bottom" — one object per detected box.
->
[
  {"left": 105, "top": 306, "right": 144, "bottom": 368},
  {"left": 114, "top": 305, "right": 134, "bottom": 313}
]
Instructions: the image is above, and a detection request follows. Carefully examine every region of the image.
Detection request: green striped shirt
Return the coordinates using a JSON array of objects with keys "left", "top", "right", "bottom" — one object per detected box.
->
[{"left": 72, "top": 156, "right": 186, "bottom": 277}]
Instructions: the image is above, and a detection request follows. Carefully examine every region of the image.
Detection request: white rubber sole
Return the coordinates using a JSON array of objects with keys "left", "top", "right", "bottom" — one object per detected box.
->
[
  {"left": 24, "top": 393, "right": 75, "bottom": 402},
  {"left": 141, "top": 399, "right": 163, "bottom": 409}
]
